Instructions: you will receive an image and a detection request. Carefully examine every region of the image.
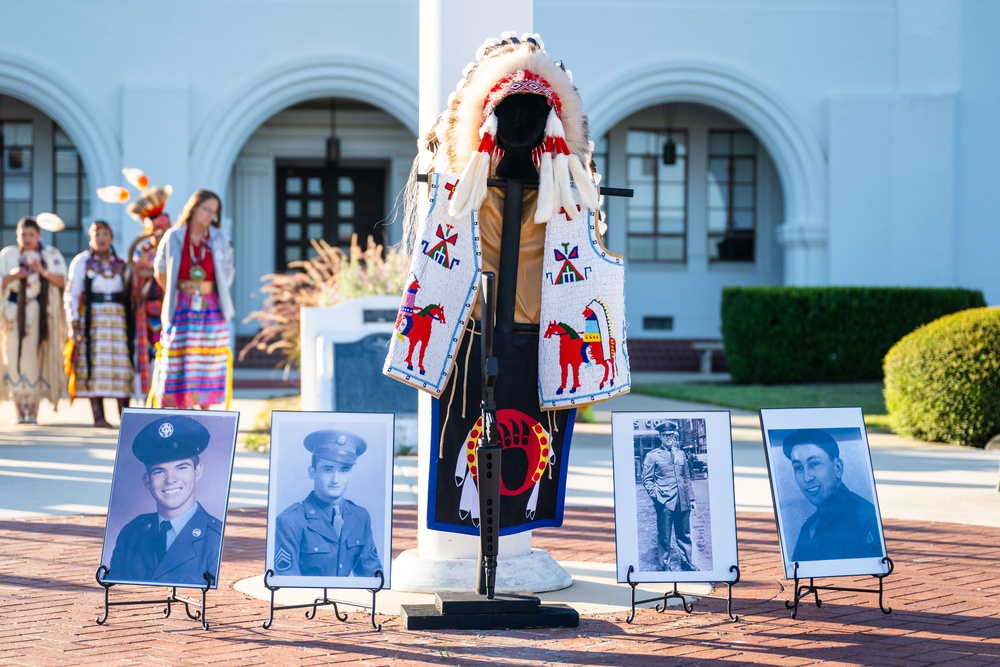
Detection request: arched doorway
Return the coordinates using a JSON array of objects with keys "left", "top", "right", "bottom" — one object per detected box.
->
[
  {"left": 0, "top": 94, "right": 92, "bottom": 255},
  {"left": 597, "top": 102, "right": 785, "bottom": 367},
  {"left": 1, "top": 56, "right": 120, "bottom": 245},
  {"left": 588, "top": 62, "right": 829, "bottom": 289},
  {"left": 600, "top": 102, "right": 785, "bottom": 269},
  {"left": 228, "top": 96, "right": 416, "bottom": 342}
]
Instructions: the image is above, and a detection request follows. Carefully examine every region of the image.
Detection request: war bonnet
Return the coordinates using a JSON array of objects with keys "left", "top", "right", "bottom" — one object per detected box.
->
[{"left": 421, "top": 32, "right": 600, "bottom": 223}]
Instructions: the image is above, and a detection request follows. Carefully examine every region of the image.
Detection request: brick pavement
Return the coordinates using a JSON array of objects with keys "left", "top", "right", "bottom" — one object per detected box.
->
[{"left": 2, "top": 507, "right": 999, "bottom": 666}]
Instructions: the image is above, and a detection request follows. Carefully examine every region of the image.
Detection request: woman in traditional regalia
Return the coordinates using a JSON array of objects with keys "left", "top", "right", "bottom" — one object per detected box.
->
[
  {"left": 125, "top": 185, "right": 172, "bottom": 399},
  {"left": 64, "top": 221, "right": 133, "bottom": 427},
  {"left": 153, "top": 189, "right": 235, "bottom": 409},
  {"left": 0, "top": 215, "right": 68, "bottom": 424}
]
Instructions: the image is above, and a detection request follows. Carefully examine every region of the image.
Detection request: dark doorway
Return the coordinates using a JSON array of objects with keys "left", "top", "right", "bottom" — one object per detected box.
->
[{"left": 274, "top": 163, "right": 385, "bottom": 271}]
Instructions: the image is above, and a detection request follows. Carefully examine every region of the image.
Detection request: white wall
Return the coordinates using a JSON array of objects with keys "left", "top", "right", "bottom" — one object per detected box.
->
[{"left": 1, "top": 0, "right": 998, "bottom": 342}]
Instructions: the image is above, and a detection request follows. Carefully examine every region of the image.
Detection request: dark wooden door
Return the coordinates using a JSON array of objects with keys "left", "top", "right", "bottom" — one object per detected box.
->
[{"left": 275, "top": 165, "right": 385, "bottom": 270}]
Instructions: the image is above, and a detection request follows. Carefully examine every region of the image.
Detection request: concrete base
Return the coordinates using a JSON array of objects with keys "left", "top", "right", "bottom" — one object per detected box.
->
[{"left": 390, "top": 548, "right": 573, "bottom": 594}]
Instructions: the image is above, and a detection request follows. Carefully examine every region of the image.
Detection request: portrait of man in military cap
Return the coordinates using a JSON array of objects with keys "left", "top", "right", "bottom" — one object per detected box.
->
[
  {"left": 611, "top": 411, "right": 738, "bottom": 585},
  {"left": 266, "top": 412, "right": 394, "bottom": 586},
  {"left": 761, "top": 407, "right": 888, "bottom": 579},
  {"left": 641, "top": 420, "right": 698, "bottom": 572},
  {"left": 100, "top": 408, "right": 239, "bottom": 588}
]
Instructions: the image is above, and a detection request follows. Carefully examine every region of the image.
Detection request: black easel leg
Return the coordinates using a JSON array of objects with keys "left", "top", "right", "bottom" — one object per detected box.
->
[
  {"left": 199, "top": 572, "right": 213, "bottom": 630},
  {"left": 93, "top": 566, "right": 210, "bottom": 628},
  {"left": 661, "top": 582, "right": 693, "bottom": 614},
  {"left": 726, "top": 564, "right": 741, "bottom": 622},
  {"left": 262, "top": 569, "right": 278, "bottom": 629},
  {"left": 164, "top": 587, "right": 176, "bottom": 618},
  {"left": 626, "top": 565, "right": 638, "bottom": 624},
  {"left": 95, "top": 566, "right": 112, "bottom": 625},
  {"left": 787, "top": 558, "right": 894, "bottom": 619},
  {"left": 368, "top": 570, "right": 385, "bottom": 632},
  {"left": 876, "top": 556, "right": 894, "bottom": 614}
]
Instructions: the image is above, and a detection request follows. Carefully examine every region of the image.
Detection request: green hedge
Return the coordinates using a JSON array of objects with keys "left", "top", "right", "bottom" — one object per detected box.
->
[
  {"left": 720, "top": 287, "right": 986, "bottom": 384},
  {"left": 883, "top": 307, "right": 1000, "bottom": 447}
]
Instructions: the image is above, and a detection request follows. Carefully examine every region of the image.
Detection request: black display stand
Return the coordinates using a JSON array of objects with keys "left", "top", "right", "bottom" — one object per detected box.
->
[
  {"left": 95, "top": 565, "right": 214, "bottom": 630},
  {"left": 624, "top": 564, "right": 742, "bottom": 623},
  {"left": 260, "top": 568, "right": 385, "bottom": 632},
  {"left": 402, "top": 592, "right": 579, "bottom": 630},
  {"left": 402, "top": 176, "right": 629, "bottom": 631},
  {"left": 786, "top": 556, "right": 894, "bottom": 619}
]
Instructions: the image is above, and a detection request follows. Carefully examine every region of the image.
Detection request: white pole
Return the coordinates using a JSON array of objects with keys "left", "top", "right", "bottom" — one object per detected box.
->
[{"left": 392, "top": 0, "right": 572, "bottom": 593}]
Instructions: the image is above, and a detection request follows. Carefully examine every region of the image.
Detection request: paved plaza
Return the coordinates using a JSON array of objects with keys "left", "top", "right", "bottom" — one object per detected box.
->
[{"left": 2, "top": 379, "right": 999, "bottom": 665}]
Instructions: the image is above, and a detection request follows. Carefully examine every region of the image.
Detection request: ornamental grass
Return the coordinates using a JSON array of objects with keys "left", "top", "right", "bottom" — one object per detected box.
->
[{"left": 239, "top": 234, "right": 408, "bottom": 370}]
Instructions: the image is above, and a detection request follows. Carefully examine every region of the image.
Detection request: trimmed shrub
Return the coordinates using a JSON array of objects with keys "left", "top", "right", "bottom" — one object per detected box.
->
[
  {"left": 883, "top": 307, "right": 1000, "bottom": 447},
  {"left": 721, "top": 287, "right": 986, "bottom": 384}
]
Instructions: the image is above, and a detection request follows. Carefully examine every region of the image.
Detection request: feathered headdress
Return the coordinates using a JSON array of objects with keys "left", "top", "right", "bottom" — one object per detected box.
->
[
  {"left": 97, "top": 168, "right": 173, "bottom": 232},
  {"left": 422, "top": 32, "right": 600, "bottom": 223}
]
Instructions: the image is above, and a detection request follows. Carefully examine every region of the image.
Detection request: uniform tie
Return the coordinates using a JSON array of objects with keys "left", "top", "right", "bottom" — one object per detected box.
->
[
  {"left": 332, "top": 505, "right": 344, "bottom": 540},
  {"left": 155, "top": 520, "right": 172, "bottom": 562}
]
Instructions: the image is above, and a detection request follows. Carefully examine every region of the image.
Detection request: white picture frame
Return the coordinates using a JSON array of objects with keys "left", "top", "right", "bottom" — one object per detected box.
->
[
  {"left": 760, "top": 407, "right": 889, "bottom": 579},
  {"left": 612, "top": 411, "right": 738, "bottom": 584},
  {"left": 265, "top": 411, "right": 394, "bottom": 589},
  {"left": 100, "top": 408, "right": 239, "bottom": 589}
]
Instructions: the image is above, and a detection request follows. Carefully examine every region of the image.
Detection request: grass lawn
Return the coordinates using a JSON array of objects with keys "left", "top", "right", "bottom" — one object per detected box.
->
[{"left": 632, "top": 382, "right": 893, "bottom": 432}]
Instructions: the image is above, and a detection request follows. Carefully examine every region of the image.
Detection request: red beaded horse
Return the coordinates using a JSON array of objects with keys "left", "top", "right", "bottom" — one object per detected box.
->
[
  {"left": 543, "top": 318, "right": 616, "bottom": 395},
  {"left": 403, "top": 303, "right": 446, "bottom": 375}
]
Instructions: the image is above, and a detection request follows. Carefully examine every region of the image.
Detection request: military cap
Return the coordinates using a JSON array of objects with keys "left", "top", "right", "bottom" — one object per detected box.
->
[
  {"left": 781, "top": 428, "right": 840, "bottom": 461},
  {"left": 132, "top": 415, "right": 210, "bottom": 467},
  {"left": 305, "top": 429, "right": 367, "bottom": 466},
  {"left": 655, "top": 421, "right": 679, "bottom": 436}
]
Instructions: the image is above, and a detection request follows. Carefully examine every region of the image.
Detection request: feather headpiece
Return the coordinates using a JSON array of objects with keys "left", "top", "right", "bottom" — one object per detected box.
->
[
  {"left": 422, "top": 33, "right": 600, "bottom": 223},
  {"left": 97, "top": 168, "right": 172, "bottom": 232}
]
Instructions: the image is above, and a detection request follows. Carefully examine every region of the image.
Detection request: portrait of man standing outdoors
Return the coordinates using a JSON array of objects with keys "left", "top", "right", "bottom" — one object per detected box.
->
[
  {"left": 100, "top": 409, "right": 239, "bottom": 588},
  {"left": 642, "top": 421, "right": 697, "bottom": 572}
]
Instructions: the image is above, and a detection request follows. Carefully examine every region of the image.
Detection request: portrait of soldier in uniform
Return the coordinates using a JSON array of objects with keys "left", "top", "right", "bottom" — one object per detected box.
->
[
  {"left": 641, "top": 421, "right": 697, "bottom": 572},
  {"left": 272, "top": 429, "right": 383, "bottom": 578},
  {"left": 613, "top": 411, "right": 737, "bottom": 585},
  {"left": 781, "top": 428, "right": 883, "bottom": 563},
  {"left": 106, "top": 414, "right": 228, "bottom": 587}
]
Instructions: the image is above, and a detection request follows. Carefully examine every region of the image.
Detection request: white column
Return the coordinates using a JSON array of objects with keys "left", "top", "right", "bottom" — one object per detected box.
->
[
  {"left": 392, "top": 0, "right": 572, "bottom": 593},
  {"left": 776, "top": 222, "right": 828, "bottom": 286},
  {"left": 232, "top": 154, "right": 273, "bottom": 337}
]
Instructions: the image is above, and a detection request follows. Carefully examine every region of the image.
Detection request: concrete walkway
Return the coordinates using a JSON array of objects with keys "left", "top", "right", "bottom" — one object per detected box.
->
[{"left": 3, "top": 380, "right": 998, "bottom": 527}]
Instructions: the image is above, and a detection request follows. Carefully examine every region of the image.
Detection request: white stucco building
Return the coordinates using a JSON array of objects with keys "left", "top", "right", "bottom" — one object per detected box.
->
[{"left": 2, "top": 0, "right": 997, "bottom": 370}]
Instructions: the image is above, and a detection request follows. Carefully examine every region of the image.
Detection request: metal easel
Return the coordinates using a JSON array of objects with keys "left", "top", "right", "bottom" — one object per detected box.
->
[
  {"left": 95, "top": 565, "right": 214, "bottom": 630},
  {"left": 260, "top": 568, "right": 385, "bottom": 632},
  {"left": 624, "top": 564, "right": 742, "bottom": 623},
  {"left": 786, "top": 557, "right": 894, "bottom": 619}
]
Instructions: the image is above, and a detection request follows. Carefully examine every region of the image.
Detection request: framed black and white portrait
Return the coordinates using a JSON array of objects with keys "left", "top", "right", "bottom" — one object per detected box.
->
[
  {"left": 612, "top": 411, "right": 738, "bottom": 583},
  {"left": 265, "top": 411, "right": 394, "bottom": 589},
  {"left": 100, "top": 408, "right": 240, "bottom": 589},
  {"left": 760, "top": 407, "right": 888, "bottom": 579}
]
